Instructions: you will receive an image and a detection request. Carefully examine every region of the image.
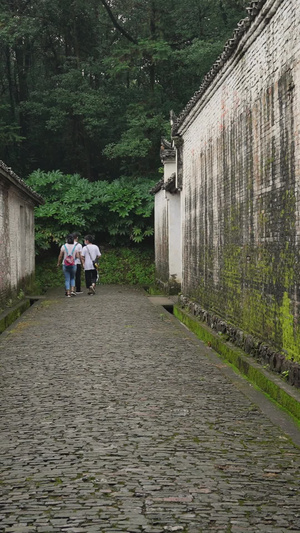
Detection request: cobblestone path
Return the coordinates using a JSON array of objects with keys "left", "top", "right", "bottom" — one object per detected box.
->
[{"left": 0, "top": 286, "right": 300, "bottom": 533}]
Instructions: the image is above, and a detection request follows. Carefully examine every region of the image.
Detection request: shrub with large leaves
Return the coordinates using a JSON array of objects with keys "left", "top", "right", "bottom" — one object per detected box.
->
[{"left": 27, "top": 170, "right": 156, "bottom": 250}]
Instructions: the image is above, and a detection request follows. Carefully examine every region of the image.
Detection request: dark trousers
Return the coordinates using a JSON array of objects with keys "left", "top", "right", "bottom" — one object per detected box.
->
[
  {"left": 85, "top": 269, "right": 97, "bottom": 288},
  {"left": 75, "top": 264, "right": 82, "bottom": 292}
]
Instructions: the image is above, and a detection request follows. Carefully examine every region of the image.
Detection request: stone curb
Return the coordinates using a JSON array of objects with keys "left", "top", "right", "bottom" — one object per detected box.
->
[
  {"left": 178, "top": 295, "right": 300, "bottom": 388},
  {"left": 0, "top": 299, "right": 31, "bottom": 335},
  {"left": 174, "top": 304, "right": 300, "bottom": 423}
]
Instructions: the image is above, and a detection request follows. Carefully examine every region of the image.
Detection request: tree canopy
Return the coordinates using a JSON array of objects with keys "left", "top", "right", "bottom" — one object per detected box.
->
[{"left": 0, "top": 0, "right": 247, "bottom": 180}]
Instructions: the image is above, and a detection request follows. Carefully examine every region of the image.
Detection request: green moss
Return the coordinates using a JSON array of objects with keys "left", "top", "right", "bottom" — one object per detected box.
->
[
  {"left": 40, "top": 299, "right": 59, "bottom": 308},
  {"left": 147, "top": 286, "right": 164, "bottom": 295},
  {"left": 174, "top": 305, "right": 300, "bottom": 422},
  {"left": 198, "top": 238, "right": 300, "bottom": 363},
  {"left": 280, "top": 291, "right": 300, "bottom": 360},
  {"left": 0, "top": 300, "right": 30, "bottom": 334}
]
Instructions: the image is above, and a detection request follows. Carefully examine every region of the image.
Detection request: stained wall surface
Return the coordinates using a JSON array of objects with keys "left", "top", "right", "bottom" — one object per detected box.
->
[
  {"left": 176, "top": 0, "right": 300, "bottom": 361},
  {"left": 0, "top": 170, "right": 37, "bottom": 305},
  {"left": 154, "top": 189, "right": 169, "bottom": 283}
]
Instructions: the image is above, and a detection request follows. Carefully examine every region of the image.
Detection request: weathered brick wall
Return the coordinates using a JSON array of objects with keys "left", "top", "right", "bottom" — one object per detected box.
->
[
  {"left": 0, "top": 185, "right": 10, "bottom": 305},
  {"left": 0, "top": 180, "right": 36, "bottom": 306},
  {"left": 177, "top": 0, "right": 300, "bottom": 362}
]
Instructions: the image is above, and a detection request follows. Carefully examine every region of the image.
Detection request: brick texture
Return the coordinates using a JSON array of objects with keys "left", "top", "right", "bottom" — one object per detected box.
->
[{"left": 176, "top": 0, "right": 300, "bottom": 362}]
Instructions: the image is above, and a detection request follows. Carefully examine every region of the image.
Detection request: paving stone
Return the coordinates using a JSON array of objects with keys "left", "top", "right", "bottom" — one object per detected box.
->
[{"left": 0, "top": 285, "right": 299, "bottom": 532}]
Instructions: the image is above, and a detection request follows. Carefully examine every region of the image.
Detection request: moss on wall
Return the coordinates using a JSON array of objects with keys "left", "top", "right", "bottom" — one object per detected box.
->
[
  {"left": 174, "top": 305, "right": 300, "bottom": 422},
  {"left": 216, "top": 242, "right": 300, "bottom": 362},
  {"left": 280, "top": 291, "right": 300, "bottom": 360},
  {"left": 0, "top": 300, "right": 30, "bottom": 334},
  {"left": 182, "top": 69, "right": 300, "bottom": 363}
]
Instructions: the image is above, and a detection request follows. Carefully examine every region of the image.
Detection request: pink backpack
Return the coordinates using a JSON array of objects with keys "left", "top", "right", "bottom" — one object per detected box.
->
[{"left": 63, "top": 244, "right": 76, "bottom": 266}]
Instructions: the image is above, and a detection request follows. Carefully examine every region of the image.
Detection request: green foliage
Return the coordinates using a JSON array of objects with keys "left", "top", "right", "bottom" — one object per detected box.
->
[
  {"left": 175, "top": 39, "right": 226, "bottom": 81},
  {"left": 0, "top": 105, "right": 24, "bottom": 145},
  {"left": 103, "top": 103, "right": 169, "bottom": 162},
  {"left": 26, "top": 170, "right": 156, "bottom": 250},
  {"left": 100, "top": 248, "right": 155, "bottom": 285},
  {"left": 35, "top": 248, "right": 155, "bottom": 290},
  {"left": 35, "top": 260, "right": 65, "bottom": 293},
  {"left": 0, "top": 0, "right": 247, "bottom": 178}
]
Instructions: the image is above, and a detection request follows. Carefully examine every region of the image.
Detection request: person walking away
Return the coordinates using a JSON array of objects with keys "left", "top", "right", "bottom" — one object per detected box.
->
[
  {"left": 72, "top": 232, "right": 83, "bottom": 294},
  {"left": 81, "top": 235, "right": 101, "bottom": 295},
  {"left": 57, "top": 234, "right": 79, "bottom": 297}
]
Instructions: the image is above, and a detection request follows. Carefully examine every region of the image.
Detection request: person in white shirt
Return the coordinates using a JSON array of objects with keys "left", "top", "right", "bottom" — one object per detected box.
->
[
  {"left": 72, "top": 232, "right": 83, "bottom": 294},
  {"left": 81, "top": 234, "right": 101, "bottom": 295}
]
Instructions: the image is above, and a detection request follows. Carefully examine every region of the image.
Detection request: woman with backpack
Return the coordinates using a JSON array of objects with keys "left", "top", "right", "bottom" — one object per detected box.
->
[{"left": 57, "top": 234, "right": 81, "bottom": 297}]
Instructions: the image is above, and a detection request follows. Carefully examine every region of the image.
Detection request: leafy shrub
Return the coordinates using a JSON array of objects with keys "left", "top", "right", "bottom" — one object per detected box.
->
[
  {"left": 100, "top": 248, "right": 155, "bottom": 285},
  {"left": 35, "top": 259, "right": 65, "bottom": 293},
  {"left": 35, "top": 247, "right": 155, "bottom": 291},
  {"left": 26, "top": 170, "right": 156, "bottom": 251}
]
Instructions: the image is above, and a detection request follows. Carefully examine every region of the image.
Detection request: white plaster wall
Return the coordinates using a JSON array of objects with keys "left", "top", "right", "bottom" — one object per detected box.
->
[
  {"left": 164, "top": 160, "right": 176, "bottom": 182},
  {"left": 8, "top": 188, "right": 35, "bottom": 289},
  {"left": 0, "top": 181, "right": 36, "bottom": 304},
  {"left": 154, "top": 189, "right": 169, "bottom": 281},
  {"left": 155, "top": 155, "right": 182, "bottom": 285},
  {"left": 167, "top": 192, "right": 182, "bottom": 283},
  {"left": 0, "top": 187, "right": 8, "bottom": 303}
]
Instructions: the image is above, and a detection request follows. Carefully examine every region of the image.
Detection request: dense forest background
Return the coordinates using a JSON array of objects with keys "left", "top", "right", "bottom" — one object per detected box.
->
[{"left": 0, "top": 0, "right": 247, "bottom": 252}]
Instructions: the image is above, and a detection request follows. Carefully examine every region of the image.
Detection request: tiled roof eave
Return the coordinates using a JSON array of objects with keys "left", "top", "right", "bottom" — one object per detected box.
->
[
  {"left": 172, "top": 0, "right": 268, "bottom": 136},
  {"left": 0, "top": 161, "right": 44, "bottom": 205},
  {"left": 150, "top": 179, "right": 164, "bottom": 194},
  {"left": 163, "top": 174, "right": 178, "bottom": 193}
]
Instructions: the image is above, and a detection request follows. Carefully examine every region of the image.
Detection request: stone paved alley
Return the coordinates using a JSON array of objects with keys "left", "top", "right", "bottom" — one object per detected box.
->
[{"left": 0, "top": 286, "right": 300, "bottom": 533}]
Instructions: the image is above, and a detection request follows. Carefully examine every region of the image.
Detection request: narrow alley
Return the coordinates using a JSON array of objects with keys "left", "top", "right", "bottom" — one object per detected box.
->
[{"left": 0, "top": 286, "right": 300, "bottom": 532}]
